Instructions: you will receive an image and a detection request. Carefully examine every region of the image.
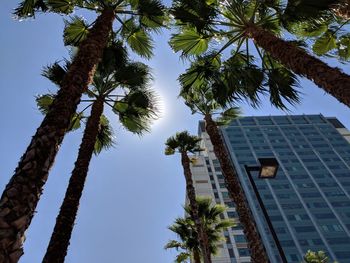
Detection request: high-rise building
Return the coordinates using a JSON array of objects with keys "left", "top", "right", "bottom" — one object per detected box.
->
[{"left": 190, "top": 114, "right": 350, "bottom": 263}]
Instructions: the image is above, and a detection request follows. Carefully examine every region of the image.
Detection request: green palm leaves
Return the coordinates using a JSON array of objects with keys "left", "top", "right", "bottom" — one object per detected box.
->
[
  {"left": 165, "top": 131, "right": 202, "bottom": 155},
  {"left": 169, "top": 0, "right": 350, "bottom": 108},
  {"left": 170, "top": 0, "right": 301, "bottom": 111},
  {"left": 15, "top": 0, "right": 166, "bottom": 59},
  {"left": 37, "top": 42, "right": 158, "bottom": 148},
  {"left": 302, "top": 250, "right": 336, "bottom": 263},
  {"left": 165, "top": 197, "right": 235, "bottom": 263}
]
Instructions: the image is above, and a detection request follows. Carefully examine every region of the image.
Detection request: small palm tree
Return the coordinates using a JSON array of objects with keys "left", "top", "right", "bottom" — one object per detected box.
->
[
  {"left": 169, "top": 0, "right": 350, "bottom": 107},
  {"left": 165, "top": 197, "right": 235, "bottom": 263},
  {"left": 36, "top": 44, "right": 158, "bottom": 263},
  {"left": 302, "top": 250, "right": 336, "bottom": 263},
  {"left": 0, "top": 2, "right": 165, "bottom": 260},
  {"left": 165, "top": 132, "right": 212, "bottom": 263}
]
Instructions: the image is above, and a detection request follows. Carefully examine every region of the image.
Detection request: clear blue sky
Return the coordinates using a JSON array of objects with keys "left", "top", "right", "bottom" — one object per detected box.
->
[{"left": 1, "top": 1, "right": 350, "bottom": 262}]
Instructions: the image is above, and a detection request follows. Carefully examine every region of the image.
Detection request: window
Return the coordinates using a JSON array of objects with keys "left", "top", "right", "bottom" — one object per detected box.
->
[
  {"left": 282, "top": 203, "right": 303, "bottom": 209},
  {"left": 238, "top": 248, "right": 251, "bottom": 257},
  {"left": 225, "top": 201, "right": 235, "bottom": 208},
  {"left": 298, "top": 239, "right": 309, "bottom": 246},
  {"left": 313, "top": 202, "right": 329, "bottom": 208},
  {"left": 324, "top": 190, "right": 346, "bottom": 197},
  {"left": 288, "top": 254, "right": 299, "bottom": 261},
  {"left": 222, "top": 192, "right": 230, "bottom": 198},
  {"left": 287, "top": 214, "right": 309, "bottom": 221},
  {"left": 301, "top": 192, "right": 322, "bottom": 198},
  {"left": 335, "top": 251, "right": 350, "bottom": 259},
  {"left": 227, "top": 212, "right": 237, "bottom": 218},
  {"left": 321, "top": 224, "right": 344, "bottom": 233},
  {"left": 327, "top": 237, "right": 350, "bottom": 245},
  {"left": 297, "top": 183, "right": 315, "bottom": 189},
  {"left": 280, "top": 240, "right": 295, "bottom": 247},
  {"left": 275, "top": 227, "right": 287, "bottom": 234},
  {"left": 315, "top": 213, "right": 336, "bottom": 219},
  {"left": 214, "top": 166, "right": 221, "bottom": 172},
  {"left": 294, "top": 226, "right": 316, "bottom": 233},
  {"left": 234, "top": 235, "right": 247, "bottom": 243},
  {"left": 270, "top": 215, "right": 284, "bottom": 221},
  {"left": 312, "top": 239, "right": 323, "bottom": 245}
]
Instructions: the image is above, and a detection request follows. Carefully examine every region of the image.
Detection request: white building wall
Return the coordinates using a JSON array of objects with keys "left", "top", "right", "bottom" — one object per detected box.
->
[{"left": 188, "top": 129, "right": 251, "bottom": 263}]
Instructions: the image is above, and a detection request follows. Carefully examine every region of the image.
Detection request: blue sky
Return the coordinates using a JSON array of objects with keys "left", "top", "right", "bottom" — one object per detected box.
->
[{"left": 1, "top": 1, "right": 350, "bottom": 262}]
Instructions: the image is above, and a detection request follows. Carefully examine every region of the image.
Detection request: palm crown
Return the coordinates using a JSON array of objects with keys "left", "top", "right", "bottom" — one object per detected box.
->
[
  {"left": 169, "top": 0, "right": 350, "bottom": 108},
  {"left": 37, "top": 42, "right": 158, "bottom": 152},
  {"left": 16, "top": 0, "right": 166, "bottom": 58},
  {"left": 179, "top": 52, "right": 300, "bottom": 114},
  {"left": 165, "top": 131, "right": 202, "bottom": 155},
  {"left": 165, "top": 197, "right": 235, "bottom": 262}
]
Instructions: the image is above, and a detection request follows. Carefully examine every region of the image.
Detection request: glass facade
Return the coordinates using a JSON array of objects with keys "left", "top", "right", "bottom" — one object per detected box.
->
[{"left": 218, "top": 115, "right": 350, "bottom": 262}]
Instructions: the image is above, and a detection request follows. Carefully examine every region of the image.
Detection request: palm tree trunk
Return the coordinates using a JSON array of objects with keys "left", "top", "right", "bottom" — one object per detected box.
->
[
  {"left": 204, "top": 114, "right": 268, "bottom": 263},
  {"left": 245, "top": 24, "right": 350, "bottom": 108},
  {"left": 181, "top": 152, "right": 212, "bottom": 263},
  {"left": 42, "top": 98, "right": 104, "bottom": 263},
  {"left": 193, "top": 249, "right": 201, "bottom": 263},
  {"left": 0, "top": 9, "right": 115, "bottom": 263},
  {"left": 331, "top": 0, "right": 350, "bottom": 19}
]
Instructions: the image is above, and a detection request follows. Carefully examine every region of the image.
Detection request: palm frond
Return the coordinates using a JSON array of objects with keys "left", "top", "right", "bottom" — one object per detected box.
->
[
  {"left": 165, "top": 131, "right": 202, "bottom": 154},
  {"left": 35, "top": 93, "right": 55, "bottom": 114},
  {"left": 266, "top": 67, "right": 300, "bottom": 110},
  {"left": 42, "top": 60, "right": 70, "bottom": 86},
  {"left": 94, "top": 115, "right": 115, "bottom": 154},
  {"left": 136, "top": 0, "right": 166, "bottom": 30},
  {"left": 63, "top": 16, "right": 90, "bottom": 47},
  {"left": 169, "top": 28, "right": 210, "bottom": 56},
  {"left": 14, "top": 0, "right": 48, "bottom": 18},
  {"left": 114, "top": 88, "right": 158, "bottom": 135},
  {"left": 47, "top": 0, "right": 75, "bottom": 14}
]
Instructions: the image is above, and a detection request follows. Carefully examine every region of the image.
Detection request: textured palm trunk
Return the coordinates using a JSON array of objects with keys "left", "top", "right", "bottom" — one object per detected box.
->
[
  {"left": 331, "top": 0, "right": 350, "bottom": 19},
  {"left": 0, "top": 8, "right": 115, "bottom": 263},
  {"left": 193, "top": 249, "right": 201, "bottom": 263},
  {"left": 42, "top": 98, "right": 104, "bottom": 263},
  {"left": 181, "top": 152, "right": 212, "bottom": 263},
  {"left": 204, "top": 114, "right": 268, "bottom": 263},
  {"left": 245, "top": 24, "right": 350, "bottom": 108}
]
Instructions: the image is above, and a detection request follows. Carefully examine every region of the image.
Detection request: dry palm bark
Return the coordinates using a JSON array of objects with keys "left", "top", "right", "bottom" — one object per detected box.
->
[
  {"left": 204, "top": 114, "right": 269, "bottom": 263},
  {"left": 181, "top": 152, "right": 212, "bottom": 263},
  {"left": 0, "top": 9, "right": 115, "bottom": 263},
  {"left": 193, "top": 250, "right": 201, "bottom": 263},
  {"left": 331, "top": 0, "right": 350, "bottom": 19},
  {"left": 245, "top": 24, "right": 350, "bottom": 108},
  {"left": 42, "top": 98, "right": 104, "bottom": 263}
]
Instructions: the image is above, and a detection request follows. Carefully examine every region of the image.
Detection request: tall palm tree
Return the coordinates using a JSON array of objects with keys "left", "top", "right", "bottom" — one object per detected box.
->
[
  {"left": 165, "top": 132, "right": 212, "bottom": 263},
  {"left": 165, "top": 197, "right": 235, "bottom": 263},
  {"left": 35, "top": 45, "right": 158, "bottom": 263},
  {"left": 0, "top": 2, "right": 165, "bottom": 260},
  {"left": 169, "top": 0, "right": 350, "bottom": 107},
  {"left": 177, "top": 54, "right": 300, "bottom": 262}
]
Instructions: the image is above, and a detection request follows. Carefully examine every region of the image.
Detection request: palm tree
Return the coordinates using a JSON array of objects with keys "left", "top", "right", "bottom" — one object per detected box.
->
[
  {"left": 0, "top": 1, "right": 165, "bottom": 260},
  {"left": 169, "top": 0, "right": 350, "bottom": 107},
  {"left": 165, "top": 132, "right": 212, "bottom": 263},
  {"left": 165, "top": 197, "right": 235, "bottom": 263},
  {"left": 302, "top": 250, "right": 335, "bottom": 263},
  {"left": 176, "top": 53, "right": 300, "bottom": 262},
  {"left": 35, "top": 45, "right": 158, "bottom": 263}
]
